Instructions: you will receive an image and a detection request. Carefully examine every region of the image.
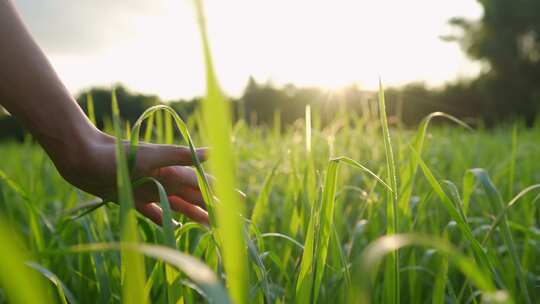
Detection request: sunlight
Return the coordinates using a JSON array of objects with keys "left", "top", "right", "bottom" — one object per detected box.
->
[{"left": 27, "top": 0, "right": 482, "bottom": 99}]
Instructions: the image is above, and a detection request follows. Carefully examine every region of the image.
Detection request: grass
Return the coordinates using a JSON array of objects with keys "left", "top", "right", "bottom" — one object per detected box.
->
[
  {"left": 1, "top": 96, "right": 540, "bottom": 303},
  {"left": 1, "top": 2, "right": 540, "bottom": 303}
]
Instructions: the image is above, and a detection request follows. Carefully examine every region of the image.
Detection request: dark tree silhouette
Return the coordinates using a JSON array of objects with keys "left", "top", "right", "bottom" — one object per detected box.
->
[{"left": 447, "top": 0, "right": 540, "bottom": 125}]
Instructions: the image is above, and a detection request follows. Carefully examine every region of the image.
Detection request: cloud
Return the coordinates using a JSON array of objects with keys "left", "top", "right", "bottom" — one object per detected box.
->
[{"left": 13, "top": 0, "right": 168, "bottom": 54}]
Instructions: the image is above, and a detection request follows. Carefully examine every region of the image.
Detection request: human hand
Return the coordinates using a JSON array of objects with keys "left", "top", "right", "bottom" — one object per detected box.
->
[
  {"left": 54, "top": 130, "right": 209, "bottom": 226},
  {"left": 0, "top": 0, "right": 210, "bottom": 226}
]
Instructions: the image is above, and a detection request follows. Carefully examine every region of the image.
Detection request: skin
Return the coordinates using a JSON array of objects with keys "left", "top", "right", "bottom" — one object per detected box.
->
[{"left": 0, "top": 0, "right": 209, "bottom": 225}]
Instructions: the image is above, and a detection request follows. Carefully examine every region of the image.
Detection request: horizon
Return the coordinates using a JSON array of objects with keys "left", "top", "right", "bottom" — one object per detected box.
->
[{"left": 14, "top": 0, "right": 482, "bottom": 100}]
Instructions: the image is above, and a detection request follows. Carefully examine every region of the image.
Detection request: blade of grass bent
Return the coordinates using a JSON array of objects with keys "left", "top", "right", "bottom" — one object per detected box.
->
[
  {"left": 130, "top": 105, "right": 216, "bottom": 225},
  {"left": 132, "top": 177, "right": 176, "bottom": 248},
  {"left": 412, "top": 147, "right": 498, "bottom": 283},
  {"left": 26, "top": 262, "right": 78, "bottom": 304},
  {"left": 57, "top": 243, "right": 231, "bottom": 304},
  {"left": 482, "top": 184, "right": 540, "bottom": 244},
  {"left": 131, "top": 107, "right": 211, "bottom": 303},
  {"left": 353, "top": 234, "right": 496, "bottom": 303},
  {"left": 399, "top": 112, "right": 471, "bottom": 215},
  {"left": 465, "top": 169, "right": 531, "bottom": 304}
]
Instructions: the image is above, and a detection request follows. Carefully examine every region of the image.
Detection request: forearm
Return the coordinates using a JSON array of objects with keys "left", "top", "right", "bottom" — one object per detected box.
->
[{"left": 0, "top": 0, "right": 99, "bottom": 159}]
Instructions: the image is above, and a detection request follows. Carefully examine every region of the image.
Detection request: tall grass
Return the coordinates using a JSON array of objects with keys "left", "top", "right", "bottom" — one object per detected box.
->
[
  {"left": 194, "top": 1, "right": 247, "bottom": 303},
  {"left": 2, "top": 100, "right": 539, "bottom": 303},
  {"left": 111, "top": 91, "right": 148, "bottom": 304},
  {"left": 0, "top": 218, "right": 52, "bottom": 304},
  {"left": 0, "top": 1, "right": 539, "bottom": 303},
  {"left": 378, "top": 81, "right": 400, "bottom": 304}
]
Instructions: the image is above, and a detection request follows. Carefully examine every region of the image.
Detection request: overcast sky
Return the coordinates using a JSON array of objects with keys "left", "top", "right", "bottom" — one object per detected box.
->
[{"left": 13, "top": 0, "right": 483, "bottom": 100}]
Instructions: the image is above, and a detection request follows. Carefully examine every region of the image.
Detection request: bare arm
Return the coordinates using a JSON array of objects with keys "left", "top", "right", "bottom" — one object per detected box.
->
[
  {"left": 0, "top": 0, "right": 98, "bottom": 162},
  {"left": 0, "top": 0, "right": 208, "bottom": 225}
]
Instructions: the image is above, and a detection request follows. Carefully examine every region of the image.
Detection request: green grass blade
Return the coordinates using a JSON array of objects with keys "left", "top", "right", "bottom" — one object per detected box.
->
[
  {"left": 412, "top": 147, "right": 497, "bottom": 281},
  {"left": 334, "top": 156, "right": 392, "bottom": 192},
  {"left": 155, "top": 109, "right": 164, "bottom": 144},
  {"left": 132, "top": 177, "right": 182, "bottom": 304},
  {"left": 482, "top": 184, "right": 540, "bottom": 244},
  {"left": 432, "top": 248, "right": 449, "bottom": 304},
  {"left": 378, "top": 80, "right": 399, "bottom": 304},
  {"left": 164, "top": 111, "right": 173, "bottom": 144},
  {"left": 130, "top": 105, "right": 216, "bottom": 225},
  {"left": 312, "top": 160, "right": 340, "bottom": 302},
  {"left": 353, "top": 234, "right": 497, "bottom": 303},
  {"left": 296, "top": 156, "right": 389, "bottom": 303},
  {"left": 251, "top": 160, "right": 280, "bottom": 226},
  {"left": 132, "top": 177, "right": 176, "bottom": 248},
  {"left": 507, "top": 124, "right": 517, "bottom": 200},
  {"left": 260, "top": 233, "right": 304, "bottom": 250},
  {"left": 465, "top": 169, "right": 531, "bottom": 304},
  {"left": 305, "top": 105, "right": 312, "bottom": 153},
  {"left": 0, "top": 218, "right": 52, "bottom": 304},
  {"left": 245, "top": 229, "right": 273, "bottom": 303},
  {"left": 111, "top": 90, "right": 148, "bottom": 304},
  {"left": 295, "top": 193, "right": 318, "bottom": 303},
  {"left": 57, "top": 243, "right": 231, "bottom": 304},
  {"left": 143, "top": 113, "right": 154, "bottom": 142},
  {"left": 27, "top": 262, "right": 78, "bottom": 304},
  {"left": 194, "top": 1, "right": 247, "bottom": 303},
  {"left": 399, "top": 112, "right": 471, "bottom": 214}
]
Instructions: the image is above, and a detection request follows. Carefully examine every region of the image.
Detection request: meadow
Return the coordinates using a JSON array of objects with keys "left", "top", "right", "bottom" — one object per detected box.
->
[
  {"left": 1, "top": 96, "right": 540, "bottom": 303},
  {"left": 1, "top": 3, "right": 540, "bottom": 304}
]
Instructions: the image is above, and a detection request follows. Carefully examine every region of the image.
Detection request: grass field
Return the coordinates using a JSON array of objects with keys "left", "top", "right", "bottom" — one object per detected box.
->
[
  {"left": 1, "top": 102, "right": 540, "bottom": 303},
  {"left": 1, "top": 3, "right": 540, "bottom": 304}
]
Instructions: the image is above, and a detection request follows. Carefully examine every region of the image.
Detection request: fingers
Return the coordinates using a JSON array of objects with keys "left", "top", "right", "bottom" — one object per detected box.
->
[
  {"left": 168, "top": 196, "right": 209, "bottom": 225},
  {"left": 155, "top": 166, "right": 200, "bottom": 188},
  {"left": 152, "top": 166, "right": 211, "bottom": 209},
  {"left": 174, "top": 185, "right": 206, "bottom": 209},
  {"left": 137, "top": 144, "right": 207, "bottom": 171},
  {"left": 133, "top": 166, "right": 210, "bottom": 226},
  {"left": 136, "top": 203, "right": 164, "bottom": 226},
  {"left": 136, "top": 202, "right": 182, "bottom": 227}
]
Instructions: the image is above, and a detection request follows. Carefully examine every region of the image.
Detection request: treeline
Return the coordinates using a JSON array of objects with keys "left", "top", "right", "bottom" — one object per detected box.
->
[{"left": 1, "top": 75, "right": 535, "bottom": 142}]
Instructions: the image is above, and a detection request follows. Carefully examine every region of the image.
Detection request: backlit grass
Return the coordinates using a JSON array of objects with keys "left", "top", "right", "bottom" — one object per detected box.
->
[{"left": 1, "top": 2, "right": 539, "bottom": 303}]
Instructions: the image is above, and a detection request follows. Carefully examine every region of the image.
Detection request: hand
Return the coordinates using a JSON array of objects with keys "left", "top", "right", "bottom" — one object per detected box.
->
[
  {"left": 0, "top": 1, "right": 209, "bottom": 226},
  {"left": 55, "top": 130, "right": 210, "bottom": 226}
]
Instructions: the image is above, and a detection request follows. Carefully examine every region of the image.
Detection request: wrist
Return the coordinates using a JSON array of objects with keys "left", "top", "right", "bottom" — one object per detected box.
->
[{"left": 38, "top": 106, "right": 106, "bottom": 177}]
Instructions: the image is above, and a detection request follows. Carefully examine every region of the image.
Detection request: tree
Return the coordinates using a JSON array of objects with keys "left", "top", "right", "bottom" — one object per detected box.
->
[{"left": 448, "top": 0, "right": 540, "bottom": 125}]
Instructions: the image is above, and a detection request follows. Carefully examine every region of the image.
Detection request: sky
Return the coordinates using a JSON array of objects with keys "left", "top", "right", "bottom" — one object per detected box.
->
[{"left": 13, "top": 0, "right": 483, "bottom": 100}]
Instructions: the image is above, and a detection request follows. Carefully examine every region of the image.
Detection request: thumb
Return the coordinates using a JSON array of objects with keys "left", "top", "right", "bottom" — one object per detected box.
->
[{"left": 137, "top": 144, "right": 207, "bottom": 170}]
